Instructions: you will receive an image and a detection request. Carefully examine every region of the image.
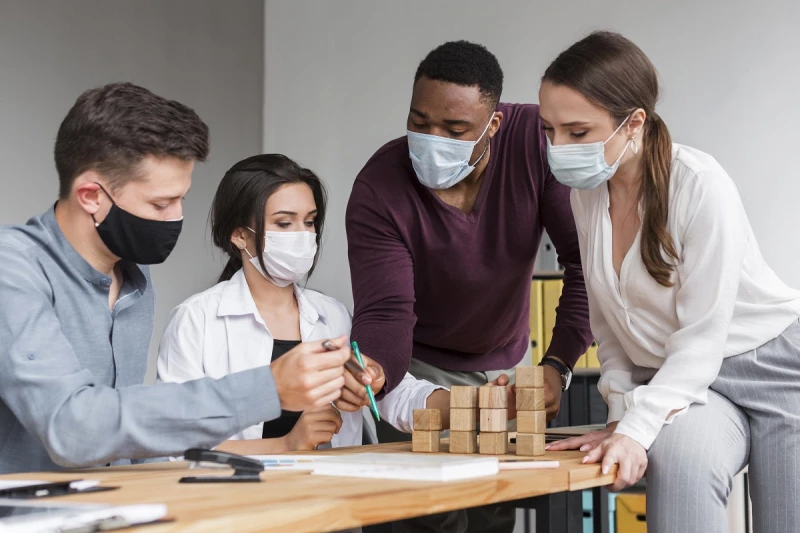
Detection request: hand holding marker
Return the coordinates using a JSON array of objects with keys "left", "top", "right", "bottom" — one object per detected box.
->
[{"left": 321, "top": 339, "right": 381, "bottom": 421}]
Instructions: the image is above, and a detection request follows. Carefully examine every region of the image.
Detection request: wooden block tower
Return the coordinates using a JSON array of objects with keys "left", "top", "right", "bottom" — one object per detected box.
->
[
  {"left": 412, "top": 409, "right": 441, "bottom": 452},
  {"left": 478, "top": 385, "right": 508, "bottom": 455},
  {"left": 449, "top": 386, "right": 478, "bottom": 454},
  {"left": 515, "top": 366, "right": 546, "bottom": 456}
]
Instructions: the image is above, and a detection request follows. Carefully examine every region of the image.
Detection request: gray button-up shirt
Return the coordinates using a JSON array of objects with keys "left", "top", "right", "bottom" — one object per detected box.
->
[{"left": 0, "top": 206, "right": 281, "bottom": 473}]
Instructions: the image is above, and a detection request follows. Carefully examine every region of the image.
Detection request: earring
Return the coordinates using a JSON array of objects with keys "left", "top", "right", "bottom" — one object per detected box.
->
[
  {"left": 630, "top": 137, "right": 639, "bottom": 155},
  {"left": 238, "top": 243, "right": 245, "bottom": 250}
]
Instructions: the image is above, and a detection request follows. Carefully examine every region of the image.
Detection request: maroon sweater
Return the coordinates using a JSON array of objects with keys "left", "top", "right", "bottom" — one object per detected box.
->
[{"left": 346, "top": 103, "right": 591, "bottom": 393}]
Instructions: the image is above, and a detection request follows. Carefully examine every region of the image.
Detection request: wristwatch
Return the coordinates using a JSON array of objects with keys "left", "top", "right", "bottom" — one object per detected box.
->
[{"left": 539, "top": 357, "right": 573, "bottom": 391}]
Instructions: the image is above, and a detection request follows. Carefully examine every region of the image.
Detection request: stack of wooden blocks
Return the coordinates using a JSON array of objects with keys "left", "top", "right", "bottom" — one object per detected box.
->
[
  {"left": 478, "top": 385, "right": 509, "bottom": 455},
  {"left": 515, "top": 366, "right": 546, "bottom": 456},
  {"left": 448, "top": 385, "right": 479, "bottom": 454},
  {"left": 412, "top": 408, "right": 442, "bottom": 452}
]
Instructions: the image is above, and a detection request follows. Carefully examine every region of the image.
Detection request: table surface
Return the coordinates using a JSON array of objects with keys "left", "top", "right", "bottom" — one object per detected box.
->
[{"left": 0, "top": 441, "right": 615, "bottom": 532}]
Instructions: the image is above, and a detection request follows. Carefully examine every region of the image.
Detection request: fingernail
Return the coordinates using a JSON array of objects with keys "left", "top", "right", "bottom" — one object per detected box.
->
[
  {"left": 580, "top": 444, "right": 590, "bottom": 452},
  {"left": 582, "top": 457, "right": 589, "bottom": 464},
  {"left": 545, "top": 445, "right": 551, "bottom": 450},
  {"left": 602, "top": 465, "right": 609, "bottom": 474}
]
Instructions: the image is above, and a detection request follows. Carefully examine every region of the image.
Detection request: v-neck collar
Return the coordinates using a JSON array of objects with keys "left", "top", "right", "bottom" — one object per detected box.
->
[{"left": 601, "top": 184, "right": 642, "bottom": 305}]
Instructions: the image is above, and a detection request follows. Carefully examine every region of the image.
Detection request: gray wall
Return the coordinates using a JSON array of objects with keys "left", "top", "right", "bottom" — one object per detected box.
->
[
  {"left": 264, "top": 0, "right": 800, "bottom": 310},
  {"left": 0, "top": 0, "right": 264, "bottom": 381}
]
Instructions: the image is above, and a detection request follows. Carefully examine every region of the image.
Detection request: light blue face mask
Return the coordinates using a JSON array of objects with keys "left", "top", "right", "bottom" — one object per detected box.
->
[
  {"left": 407, "top": 116, "right": 493, "bottom": 190},
  {"left": 546, "top": 115, "right": 633, "bottom": 190}
]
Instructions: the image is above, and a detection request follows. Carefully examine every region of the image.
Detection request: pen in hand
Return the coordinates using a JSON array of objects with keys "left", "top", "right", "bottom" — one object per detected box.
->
[{"left": 351, "top": 341, "right": 381, "bottom": 421}]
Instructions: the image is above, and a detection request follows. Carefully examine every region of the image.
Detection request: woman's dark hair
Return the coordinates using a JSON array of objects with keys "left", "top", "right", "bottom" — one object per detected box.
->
[
  {"left": 210, "top": 154, "right": 327, "bottom": 283},
  {"left": 543, "top": 31, "right": 679, "bottom": 287}
]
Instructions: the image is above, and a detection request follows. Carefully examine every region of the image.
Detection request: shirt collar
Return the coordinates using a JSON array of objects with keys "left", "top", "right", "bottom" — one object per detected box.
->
[
  {"left": 217, "top": 269, "right": 327, "bottom": 326},
  {"left": 42, "top": 204, "right": 147, "bottom": 292}
]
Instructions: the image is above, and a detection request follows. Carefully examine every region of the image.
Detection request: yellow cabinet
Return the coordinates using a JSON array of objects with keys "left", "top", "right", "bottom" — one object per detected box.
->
[
  {"left": 529, "top": 281, "right": 544, "bottom": 364},
  {"left": 616, "top": 493, "right": 647, "bottom": 533}
]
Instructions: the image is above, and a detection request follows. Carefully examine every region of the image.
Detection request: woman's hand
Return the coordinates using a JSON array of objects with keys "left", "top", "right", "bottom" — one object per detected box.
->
[
  {"left": 283, "top": 405, "right": 343, "bottom": 451},
  {"left": 335, "top": 351, "right": 386, "bottom": 412},
  {"left": 582, "top": 433, "right": 648, "bottom": 492},
  {"left": 545, "top": 422, "right": 618, "bottom": 452}
]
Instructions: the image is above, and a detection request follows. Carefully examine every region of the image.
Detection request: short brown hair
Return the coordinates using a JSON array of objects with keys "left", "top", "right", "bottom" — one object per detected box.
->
[{"left": 54, "top": 82, "right": 210, "bottom": 199}]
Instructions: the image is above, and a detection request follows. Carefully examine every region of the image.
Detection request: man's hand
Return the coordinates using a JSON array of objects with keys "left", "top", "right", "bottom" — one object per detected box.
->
[
  {"left": 282, "top": 406, "right": 343, "bottom": 451},
  {"left": 487, "top": 373, "right": 516, "bottom": 420},
  {"left": 270, "top": 336, "right": 350, "bottom": 411},
  {"left": 542, "top": 363, "right": 563, "bottom": 421},
  {"left": 335, "top": 351, "right": 386, "bottom": 412}
]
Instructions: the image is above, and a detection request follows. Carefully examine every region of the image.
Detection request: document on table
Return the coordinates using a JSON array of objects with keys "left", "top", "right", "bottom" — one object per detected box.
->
[{"left": 310, "top": 453, "right": 499, "bottom": 482}]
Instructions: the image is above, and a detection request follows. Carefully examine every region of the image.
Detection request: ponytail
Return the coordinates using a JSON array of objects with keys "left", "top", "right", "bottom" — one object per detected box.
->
[
  {"left": 640, "top": 112, "right": 679, "bottom": 287},
  {"left": 218, "top": 254, "right": 243, "bottom": 283}
]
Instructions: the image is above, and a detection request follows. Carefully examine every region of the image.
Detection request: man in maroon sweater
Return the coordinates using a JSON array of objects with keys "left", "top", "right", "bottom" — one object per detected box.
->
[{"left": 345, "top": 41, "right": 592, "bottom": 531}]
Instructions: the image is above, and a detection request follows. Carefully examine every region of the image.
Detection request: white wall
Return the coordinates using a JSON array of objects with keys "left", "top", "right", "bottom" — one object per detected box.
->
[
  {"left": 264, "top": 0, "right": 800, "bottom": 309},
  {"left": 0, "top": 0, "right": 264, "bottom": 380}
]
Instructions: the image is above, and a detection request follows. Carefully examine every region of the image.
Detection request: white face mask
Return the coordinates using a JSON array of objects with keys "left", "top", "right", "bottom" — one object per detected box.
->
[
  {"left": 407, "top": 115, "right": 493, "bottom": 190},
  {"left": 546, "top": 115, "right": 632, "bottom": 190},
  {"left": 245, "top": 229, "right": 317, "bottom": 287}
]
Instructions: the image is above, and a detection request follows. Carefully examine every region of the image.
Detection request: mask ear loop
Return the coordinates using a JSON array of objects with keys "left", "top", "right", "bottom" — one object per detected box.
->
[
  {"left": 468, "top": 113, "right": 495, "bottom": 166},
  {"left": 91, "top": 182, "right": 117, "bottom": 227}
]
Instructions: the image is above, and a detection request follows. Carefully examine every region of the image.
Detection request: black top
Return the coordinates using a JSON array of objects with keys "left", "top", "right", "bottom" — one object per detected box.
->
[{"left": 262, "top": 339, "right": 303, "bottom": 439}]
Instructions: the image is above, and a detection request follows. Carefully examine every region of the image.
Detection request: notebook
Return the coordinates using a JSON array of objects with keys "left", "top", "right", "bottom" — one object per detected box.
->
[{"left": 310, "top": 453, "right": 499, "bottom": 482}]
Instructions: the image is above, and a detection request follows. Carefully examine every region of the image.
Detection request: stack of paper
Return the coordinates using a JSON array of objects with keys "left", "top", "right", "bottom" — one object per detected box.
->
[{"left": 310, "top": 453, "right": 499, "bottom": 482}]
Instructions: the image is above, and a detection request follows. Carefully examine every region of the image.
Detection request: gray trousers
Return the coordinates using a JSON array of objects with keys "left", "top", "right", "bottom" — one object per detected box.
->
[
  {"left": 376, "top": 358, "right": 517, "bottom": 533},
  {"left": 646, "top": 319, "right": 800, "bottom": 533}
]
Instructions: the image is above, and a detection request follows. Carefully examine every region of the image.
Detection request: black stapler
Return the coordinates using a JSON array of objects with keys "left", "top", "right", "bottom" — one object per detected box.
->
[{"left": 179, "top": 448, "right": 264, "bottom": 483}]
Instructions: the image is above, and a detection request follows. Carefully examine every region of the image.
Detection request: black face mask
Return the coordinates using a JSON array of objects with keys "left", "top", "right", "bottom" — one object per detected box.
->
[{"left": 92, "top": 183, "right": 183, "bottom": 265}]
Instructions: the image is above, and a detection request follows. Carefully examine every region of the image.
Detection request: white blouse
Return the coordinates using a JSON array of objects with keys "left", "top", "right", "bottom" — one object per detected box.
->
[
  {"left": 157, "top": 269, "right": 443, "bottom": 446},
  {"left": 572, "top": 144, "right": 800, "bottom": 449}
]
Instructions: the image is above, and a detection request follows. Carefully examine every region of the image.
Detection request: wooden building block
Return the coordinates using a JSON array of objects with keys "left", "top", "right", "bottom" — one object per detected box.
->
[
  {"left": 478, "top": 385, "right": 508, "bottom": 409},
  {"left": 450, "top": 408, "right": 477, "bottom": 432},
  {"left": 478, "top": 431, "right": 508, "bottom": 455},
  {"left": 413, "top": 409, "right": 442, "bottom": 431},
  {"left": 449, "top": 431, "right": 478, "bottom": 454},
  {"left": 479, "top": 408, "right": 508, "bottom": 433},
  {"left": 450, "top": 386, "right": 479, "bottom": 408},
  {"left": 516, "top": 410, "right": 546, "bottom": 434},
  {"left": 515, "top": 433, "right": 546, "bottom": 456},
  {"left": 516, "top": 366, "right": 544, "bottom": 389},
  {"left": 516, "top": 387, "right": 545, "bottom": 411},
  {"left": 412, "top": 430, "right": 440, "bottom": 453}
]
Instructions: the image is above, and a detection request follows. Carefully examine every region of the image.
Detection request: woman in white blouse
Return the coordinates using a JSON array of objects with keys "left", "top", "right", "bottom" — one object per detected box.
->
[
  {"left": 541, "top": 32, "right": 800, "bottom": 533},
  {"left": 157, "top": 154, "right": 480, "bottom": 454}
]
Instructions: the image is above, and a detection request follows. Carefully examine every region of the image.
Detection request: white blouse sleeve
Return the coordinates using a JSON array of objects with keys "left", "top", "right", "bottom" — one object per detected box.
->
[
  {"left": 156, "top": 302, "right": 206, "bottom": 384},
  {"left": 377, "top": 373, "right": 447, "bottom": 433},
  {"left": 571, "top": 190, "right": 636, "bottom": 424},
  {"left": 614, "top": 169, "right": 748, "bottom": 449}
]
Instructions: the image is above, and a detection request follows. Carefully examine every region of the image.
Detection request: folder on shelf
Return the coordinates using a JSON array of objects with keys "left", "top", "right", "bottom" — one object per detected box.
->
[
  {"left": 542, "top": 279, "right": 563, "bottom": 352},
  {"left": 529, "top": 281, "right": 544, "bottom": 364}
]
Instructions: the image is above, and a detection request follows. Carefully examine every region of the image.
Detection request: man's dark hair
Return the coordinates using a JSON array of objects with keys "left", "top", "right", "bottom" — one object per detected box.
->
[
  {"left": 54, "top": 82, "right": 210, "bottom": 199},
  {"left": 414, "top": 41, "right": 504, "bottom": 108}
]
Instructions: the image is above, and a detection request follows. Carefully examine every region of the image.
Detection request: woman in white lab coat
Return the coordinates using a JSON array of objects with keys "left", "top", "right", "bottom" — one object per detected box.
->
[
  {"left": 541, "top": 32, "right": 800, "bottom": 533},
  {"left": 157, "top": 154, "right": 453, "bottom": 454}
]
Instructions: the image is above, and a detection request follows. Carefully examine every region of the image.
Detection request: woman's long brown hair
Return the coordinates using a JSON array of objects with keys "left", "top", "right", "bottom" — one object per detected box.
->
[{"left": 544, "top": 31, "right": 679, "bottom": 286}]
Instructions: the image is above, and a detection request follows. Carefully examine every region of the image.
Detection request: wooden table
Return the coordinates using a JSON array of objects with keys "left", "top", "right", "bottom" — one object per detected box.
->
[{"left": 0, "top": 441, "right": 615, "bottom": 532}]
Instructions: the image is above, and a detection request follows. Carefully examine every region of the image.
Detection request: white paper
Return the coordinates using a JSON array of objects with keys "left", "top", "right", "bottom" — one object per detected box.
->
[
  {"left": 310, "top": 453, "right": 499, "bottom": 482},
  {"left": 0, "top": 480, "right": 98, "bottom": 491}
]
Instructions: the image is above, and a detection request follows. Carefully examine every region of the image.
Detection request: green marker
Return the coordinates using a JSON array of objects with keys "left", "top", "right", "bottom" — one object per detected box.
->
[{"left": 352, "top": 341, "right": 381, "bottom": 421}]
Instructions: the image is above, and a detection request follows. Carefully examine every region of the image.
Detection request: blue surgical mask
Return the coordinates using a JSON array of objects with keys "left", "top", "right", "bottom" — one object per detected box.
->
[
  {"left": 407, "top": 116, "right": 493, "bottom": 190},
  {"left": 546, "top": 116, "right": 632, "bottom": 190}
]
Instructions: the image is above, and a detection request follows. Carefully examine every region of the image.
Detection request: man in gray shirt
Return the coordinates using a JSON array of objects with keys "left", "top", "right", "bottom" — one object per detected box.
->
[{"left": 0, "top": 83, "right": 352, "bottom": 474}]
